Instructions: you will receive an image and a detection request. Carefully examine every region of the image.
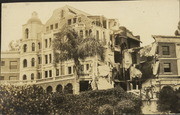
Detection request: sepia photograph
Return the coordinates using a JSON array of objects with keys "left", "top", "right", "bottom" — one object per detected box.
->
[{"left": 1, "top": 0, "right": 180, "bottom": 114}]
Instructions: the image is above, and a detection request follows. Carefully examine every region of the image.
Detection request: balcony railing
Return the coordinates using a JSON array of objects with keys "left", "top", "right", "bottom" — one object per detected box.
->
[
  {"left": 0, "top": 74, "right": 76, "bottom": 85},
  {"left": 36, "top": 77, "right": 53, "bottom": 83},
  {"left": 55, "top": 74, "right": 74, "bottom": 80}
]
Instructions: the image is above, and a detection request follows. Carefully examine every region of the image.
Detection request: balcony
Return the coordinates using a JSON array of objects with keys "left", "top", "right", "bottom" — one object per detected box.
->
[
  {"left": 0, "top": 74, "right": 77, "bottom": 85},
  {"left": 36, "top": 77, "right": 53, "bottom": 83},
  {"left": 70, "top": 23, "right": 85, "bottom": 28},
  {"left": 55, "top": 74, "right": 74, "bottom": 80},
  {"left": 79, "top": 72, "right": 92, "bottom": 80}
]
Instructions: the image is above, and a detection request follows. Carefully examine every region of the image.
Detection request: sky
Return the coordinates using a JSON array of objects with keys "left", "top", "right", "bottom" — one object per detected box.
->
[{"left": 1, "top": 0, "right": 179, "bottom": 51}]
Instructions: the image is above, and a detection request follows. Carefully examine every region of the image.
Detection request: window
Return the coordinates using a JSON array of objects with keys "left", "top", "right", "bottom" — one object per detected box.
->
[
  {"left": 23, "top": 59, "right": 27, "bottom": 68},
  {"left": 61, "top": 65, "right": 65, "bottom": 75},
  {"left": 32, "top": 43, "right": 35, "bottom": 51},
  {"left": 81, "top": 65, "right": 84, "bottom": 72},
  {"left": 86, "top": 64, "right": 89, "bottom": 71},
  {"left": 37, "top": 72, "right": 41, "bottom": 79},
  {"left": 49, "top": 70, "right": 52, "bottom": 77},
  {"left": 56, "top": 69, "right": 59, "bottom": 76},
  {"left": 49, "top": 38, "right": 52, "bottom": 47},
  {"left": 61, "top": 10, "right": 64, "bottom": 18},
  {"left": 46, "top": 26, "right": 49, "bottom": 32},
  {"left": 45, "top": 39, "right": 48, "bottom": 48},
  {"left": 31, "top": 73, "right": 34, "bottom": 80},
  {"left": 25, "top": 28, "right": 29, "bottom": 38},
  {"left": 162, "top": 46, "right": 170, "bottom": 55},
  {"left": 103, "top": 20, "right": 107, "bottom": 29},
  {"left": 49, "top": 54, "right": 52, "bottom": 63},
  {"left": 80, "top": 30, "right": 83, "bottom": 38},
  {"left": 0, "top": 76, "right": 4, "bottom": 80},
  {"left": 45, "top": 71, "right": 48, "bottom": 78},
  {"left": 23, "top": 75, "right": 27, "bottom": 80},
  {"left": 89, "top": 29, "right": 92, "bottom": 36},
  {"left": 85, "top": 30, "right": 88, "bottom": 37},
  {"left": 31, "top": 58, "right": 35, "bottom": 67},
  {"left": 55, "top": 23, "right": 58, "bottom": 29},
  {"left": 68, "top": 19, "right": 71, "bottom": 25},
  {"left": 164, "top": 63, "right": 171, "bottom": 72},
  {"left": 96, "top": 30, "right": 99, "bottom": 40},
  {"left": 38, "top": 42, "right": 41, "bottom": 49},
  {"left": 1, "top": 61, "right": 5, "bottom": 66},
  {"left": 10, "top": 61, "right": 18, "bottom": 69},
  {"left": 38, "top": 56, "right": 41, "bottom": 64},
  {"left": 23, "top": 44, "right": 27, "bottom": 52},
  {"left": 73, "top": 18, "right": 77, "bottom": 23},
  {"left": 45, "top": 55, "right": 48, "bottom": 64},
  {"left": 50, "top": 25, "right": 53, "bottom": 30},
  {"left": 68, "top": 66, "right": 72, "bottom": 74}
]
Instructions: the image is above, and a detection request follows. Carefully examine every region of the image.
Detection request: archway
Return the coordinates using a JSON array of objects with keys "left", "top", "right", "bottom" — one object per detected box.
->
[
  {"left": 56, "top": 84, "right": 63, "bottom": 93},
  {"left": 64, "top": 83, "right": 73, "bottom": 94},
  {"left": 46, "top": 86, "right": 53, "bottom": 93}
]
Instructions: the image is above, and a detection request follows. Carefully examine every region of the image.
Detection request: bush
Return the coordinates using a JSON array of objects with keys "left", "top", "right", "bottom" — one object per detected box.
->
[
  {"left": 114, "top": 100, "right": 135, "bottom": 114},
  {"left": 0, "top": 85, "right": 53, "bottom": 114},
  {"left": 157, "top": 86, "right": 180, "bottom": 113},
  {"left": 0, "top": 85, "right": 142, "bottom": 114},
  {"left": 98, "top": 104, "right": 114, "bottom": 115}
]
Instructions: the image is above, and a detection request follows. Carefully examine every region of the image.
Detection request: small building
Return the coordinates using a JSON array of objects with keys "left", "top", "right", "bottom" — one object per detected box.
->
[{"left": 0, "top": 51, "right": 20, "bottom": 82}]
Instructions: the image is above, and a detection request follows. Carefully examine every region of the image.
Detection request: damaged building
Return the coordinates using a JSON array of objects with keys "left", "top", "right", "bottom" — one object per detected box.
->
[
  {"left": 122, "top": 35, "right": 180, "bottom": 100},
  {"left": 0, "top": 5, "right": 141, "bottom": 94}
]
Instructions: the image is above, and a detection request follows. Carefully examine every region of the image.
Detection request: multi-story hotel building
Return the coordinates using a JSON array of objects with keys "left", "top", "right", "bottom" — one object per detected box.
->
[{"left": 0, "top": 5, "right": 140, "bottom": 94}]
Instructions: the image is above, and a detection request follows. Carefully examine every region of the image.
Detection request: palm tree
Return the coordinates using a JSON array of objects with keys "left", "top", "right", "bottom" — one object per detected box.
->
[{"left": 53, "top": 25, "right": 105, "bottom": 90}]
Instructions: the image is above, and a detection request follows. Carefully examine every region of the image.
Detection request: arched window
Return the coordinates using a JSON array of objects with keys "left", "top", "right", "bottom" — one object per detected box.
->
[
  {"left": 37, "top": 72, "right": 41, "bottom": 79},
  {"left": 89, "top": 29, "right": 92, "bottom": 36},
  {"left": 38, "top": 42, "right": 41, "bottom": 49},
  {"left": 23, "top": 59, "right": 27, "bottom": 68},
  {"left": 80, "top": 30, "right": 83, "bottom": 38},
  {"left": 31, "top": 73, "right": 34, "bottom": 80},
  {"left": 96, "top": 30, "right": 99, "bottom": 40},
  {"left": 23, "top": 44, "right": 27, "bottom": 52},
  {"left": 23, "top": 75, "right": 27, "bottom": 80},
  {"left": 32, "top": 43, "right": 35, "bottom": 51},
  {"left": 85, "top": 30, "right": 88, "bottom": 37},
  {"left": 25, "top": 28, "right": 29, "bottom": 39},
  {"left": 31, "top": 58, "right": 35, "bottom": 67}
]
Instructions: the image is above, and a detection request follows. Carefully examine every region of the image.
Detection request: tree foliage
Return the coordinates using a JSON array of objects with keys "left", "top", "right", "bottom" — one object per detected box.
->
[
  {"left": 157, "top": 85, "right": 180, "bottom": 113},
  {"left": 53, "top": 25, "right": 105, "bottom": 77}
]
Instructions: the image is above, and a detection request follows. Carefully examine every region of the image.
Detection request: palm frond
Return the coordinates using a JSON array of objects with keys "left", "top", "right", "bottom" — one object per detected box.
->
[{"left": 78, "top": 37, "right": 105, "bottom": 61}]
